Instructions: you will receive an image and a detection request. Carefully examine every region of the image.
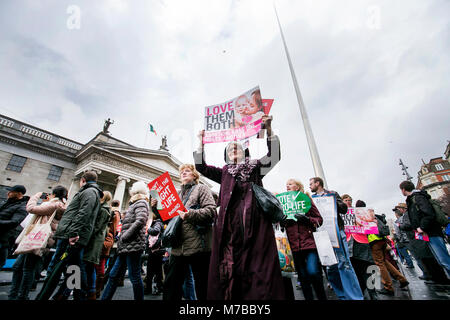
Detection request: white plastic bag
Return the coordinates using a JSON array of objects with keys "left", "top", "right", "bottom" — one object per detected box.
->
[
  {"left": 313, "top": 230, "right": 338, "bottom": 266},
  {"left": 274, "top": 224, "right": 295, "bottom": 273}
]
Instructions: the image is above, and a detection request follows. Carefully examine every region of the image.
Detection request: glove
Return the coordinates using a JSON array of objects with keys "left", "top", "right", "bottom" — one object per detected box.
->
[
  {"left": 279, "top": 216, "right": 288, "bottom": 228},
  {"left": 295, "top": 213, "right": 310, "bottom": 224}
]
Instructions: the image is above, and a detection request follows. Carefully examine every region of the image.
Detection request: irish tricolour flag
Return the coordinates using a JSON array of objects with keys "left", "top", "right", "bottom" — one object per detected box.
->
[{"left": 149, "top": 124, "right": 157, "bottom": 135}]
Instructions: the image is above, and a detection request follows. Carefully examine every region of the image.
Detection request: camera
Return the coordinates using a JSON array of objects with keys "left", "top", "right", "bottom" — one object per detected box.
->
[{"left": 40, "top": 192, "right": 49, "bottom": 199}]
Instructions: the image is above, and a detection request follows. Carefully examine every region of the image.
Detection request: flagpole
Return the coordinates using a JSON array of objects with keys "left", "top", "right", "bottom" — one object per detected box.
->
[
  {"left": 144, "top": 123, "right": 149, "bottom": 149},
  {"left": 273, "top": 1, "right": 328, "bottom": 189}
]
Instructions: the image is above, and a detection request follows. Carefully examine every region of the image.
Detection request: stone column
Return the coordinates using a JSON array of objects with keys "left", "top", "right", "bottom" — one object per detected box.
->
[{"left": 113, "top": 176, "right": 130, "bottom": 205}]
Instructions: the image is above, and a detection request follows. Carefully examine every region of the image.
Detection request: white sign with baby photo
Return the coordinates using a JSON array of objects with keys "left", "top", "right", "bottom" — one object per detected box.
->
[{"left": 203, "top": 86, "right": 265, "bottom": 144}]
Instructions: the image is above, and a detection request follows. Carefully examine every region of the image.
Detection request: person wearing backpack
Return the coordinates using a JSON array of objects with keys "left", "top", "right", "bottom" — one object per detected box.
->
[
  {"left": 368, "top": 210, "right": 409, "bottom": 296},
  {"left": 400, "top": 180, "right": 450, "bottom": 279}
]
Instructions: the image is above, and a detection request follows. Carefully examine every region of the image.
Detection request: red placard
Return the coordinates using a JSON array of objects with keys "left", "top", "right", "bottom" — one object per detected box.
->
[
  {"left": 262, "top": 99, "right": 274, "bottom": 115},
  {"left": 147, "top": 172, "right": 186, "bottom": 221}
]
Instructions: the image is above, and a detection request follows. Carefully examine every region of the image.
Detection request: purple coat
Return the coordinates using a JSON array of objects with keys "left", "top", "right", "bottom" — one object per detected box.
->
[
  {"left": 285, "top": 201, "right": 323, "bottom": 252},
  {"left": 194, "top": 135, "right": 285, "bottom": 300}
]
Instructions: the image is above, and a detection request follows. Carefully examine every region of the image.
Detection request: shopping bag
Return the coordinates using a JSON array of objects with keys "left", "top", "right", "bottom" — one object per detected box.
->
[
  {"left": 13, "top": 211, "right": 56, "bottom": 256},
  {"left": 274, "top": 224, "right": 295, "bottom": 273},
  {"left": 313, "top": 230, "right": 338, "bottom": 266},
  {"left": 15, "top": 214, "right": 39, "bottom": 245}
]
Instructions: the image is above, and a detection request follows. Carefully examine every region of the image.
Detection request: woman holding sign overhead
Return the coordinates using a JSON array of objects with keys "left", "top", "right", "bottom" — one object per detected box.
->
[
  {"left": 284, "top": 179, "right": 327, "bottom": 300},
  {"left": 195, "top": 115, "right": 285, "bottom": 300}
]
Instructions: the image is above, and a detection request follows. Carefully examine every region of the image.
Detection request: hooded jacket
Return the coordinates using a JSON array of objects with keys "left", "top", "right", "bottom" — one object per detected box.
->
[
  {"left": 117, "top": 194, "right": 149, "bottom": 254},
  {"left": 0, "top": 196, "right": 30, "bottom": 246},
  {"left": 406, "top": 190, "right": 443, "bottom": 237},
  {"left": 54, "top": 182, "right": 104, "bottom": 247}
]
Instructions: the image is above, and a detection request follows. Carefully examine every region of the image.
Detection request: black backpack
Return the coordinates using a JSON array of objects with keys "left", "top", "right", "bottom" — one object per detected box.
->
[{"left": 376, "top": 216, "right": 390, "bottom": 237}]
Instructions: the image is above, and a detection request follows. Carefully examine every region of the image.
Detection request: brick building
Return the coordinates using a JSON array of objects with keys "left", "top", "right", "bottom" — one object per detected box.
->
[{"left": 416, "top": 141, "right": 450, "bottom": 200}]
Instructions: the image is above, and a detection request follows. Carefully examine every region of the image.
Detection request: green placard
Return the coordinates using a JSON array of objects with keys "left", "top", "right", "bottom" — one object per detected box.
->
[{"left": 276, "top": 191, "right": 312, "bottom": 221}]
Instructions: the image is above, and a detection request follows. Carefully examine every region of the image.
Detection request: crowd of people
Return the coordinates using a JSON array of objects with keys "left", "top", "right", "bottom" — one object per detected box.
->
[{"left": 0, "top": 115, "right": 449, "bottom": 300}]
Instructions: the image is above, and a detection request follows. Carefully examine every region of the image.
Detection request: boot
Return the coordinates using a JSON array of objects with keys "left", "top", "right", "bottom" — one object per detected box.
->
[
  {"left": 118, "top": 276, "right": 125, "bottom": 287},
  {"left": 96, "top": 275, "right": 104, "bottom": 298},
  {"left": 368, "top": 289, "right": 379, "bottom": 300},
  {"left": 87, "top": 291, "right": 97, "bottom": 300}
]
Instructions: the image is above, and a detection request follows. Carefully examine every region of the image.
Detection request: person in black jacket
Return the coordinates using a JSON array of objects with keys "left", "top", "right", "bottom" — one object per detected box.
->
[
  {"left": 0, "top": 185, "right": 29, "bottom": 269},
  {"left": 144, "top": 211, "right": 164, "bottom": 295},
  {"left": 400, "top": 180, "right": 450, "bottom": 279}
]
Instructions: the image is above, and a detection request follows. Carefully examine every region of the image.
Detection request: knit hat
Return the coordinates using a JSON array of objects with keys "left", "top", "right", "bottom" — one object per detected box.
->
[{"left": 355, "top": 200, "right": 366, "bottom": 207}]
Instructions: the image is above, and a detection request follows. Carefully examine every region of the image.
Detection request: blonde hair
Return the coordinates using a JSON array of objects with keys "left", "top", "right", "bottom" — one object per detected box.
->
[
  {"left": 287, "top": 179, "right": 311, "bottom": 198},
  {"left": 179, "top": 164, "right": 200, "bottom": 184},
  {"left": 101, "top": 191, "right": 112, "bottom": 204},
  {"left": 129, "top": 181, "right": 149, "bottom": 197}
]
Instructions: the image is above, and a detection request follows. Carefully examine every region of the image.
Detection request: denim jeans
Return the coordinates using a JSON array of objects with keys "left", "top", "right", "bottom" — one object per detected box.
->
[
  {"left": 182, "top": 264, "right": 197, "bottom": 300},
  {"left": 84, "top": 262, "right": 97, "bottom": 294},
  {"left": 327, "top": 230, "right": 364, "bottom": 300},
  {"left": 428, "top": 236, "right": 450, "bottom": 279},
  {"left": 46, "top": 239, "right": 68, "bottom": 276},
  {"left": 397, "top": 246, "right": 414, "bottom": 267},
  {"left": 9, "top": 253, "right": 42, "bottom": 300},
  {"left": 293, "top": 249, "right": 327, "bottom": 300},
  {"left": 101, "top": 251, "right": 144, "bottom": 300},
  {"left": 52, "top": 244, "right": 87, "bottom": 300}
]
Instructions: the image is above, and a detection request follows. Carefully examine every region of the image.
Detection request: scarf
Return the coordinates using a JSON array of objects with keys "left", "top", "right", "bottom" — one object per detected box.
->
[{"left": 227, "top": 158, "right": 258, "bottom": 181}]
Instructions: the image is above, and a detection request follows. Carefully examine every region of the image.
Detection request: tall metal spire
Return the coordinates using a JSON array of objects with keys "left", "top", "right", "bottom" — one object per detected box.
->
[
  {"left": 399, "top": 158, "right": 413, "bottom": 181},
  {"left": 273, "top": 2, "right": 328, "bottom": 189}
]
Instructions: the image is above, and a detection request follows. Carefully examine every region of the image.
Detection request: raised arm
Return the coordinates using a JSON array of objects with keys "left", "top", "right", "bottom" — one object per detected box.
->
[
  {"left": 259, "top": 115, "right": 281, "bottom": 177},
  {"left": 193, "top": 130, "right": 223, "bottom": 184}
]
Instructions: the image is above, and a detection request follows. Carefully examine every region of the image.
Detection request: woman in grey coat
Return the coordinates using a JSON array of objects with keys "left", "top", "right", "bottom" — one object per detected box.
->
[{"left": 101, "top": 181, "right": 149, "bottom": 300}]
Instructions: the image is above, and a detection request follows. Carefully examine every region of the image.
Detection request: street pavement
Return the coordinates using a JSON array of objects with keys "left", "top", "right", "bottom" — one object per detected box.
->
[{"left": 0, "top": 257, "right": 448, "bottom": 300}]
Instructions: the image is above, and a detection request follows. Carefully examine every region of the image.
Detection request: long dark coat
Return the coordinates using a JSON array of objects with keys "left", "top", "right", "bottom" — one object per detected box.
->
[{"left": 194, "top": 135, "right": 285, "bottom": 300}]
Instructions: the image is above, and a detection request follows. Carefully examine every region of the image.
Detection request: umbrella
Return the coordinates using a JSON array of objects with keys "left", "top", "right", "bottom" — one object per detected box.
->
[{"left": 35, "top": 251, "right": 69, "bottom": 300}]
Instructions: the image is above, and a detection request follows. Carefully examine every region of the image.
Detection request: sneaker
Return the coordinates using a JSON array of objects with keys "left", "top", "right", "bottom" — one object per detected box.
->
[{"left": 377, "top": 288, "right": 395, "bottom": 296}]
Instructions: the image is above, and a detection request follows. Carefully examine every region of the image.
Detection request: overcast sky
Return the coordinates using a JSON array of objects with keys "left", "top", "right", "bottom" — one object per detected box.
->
[{"left": 0, "top": 0, "right": 449, "bottom": 220}]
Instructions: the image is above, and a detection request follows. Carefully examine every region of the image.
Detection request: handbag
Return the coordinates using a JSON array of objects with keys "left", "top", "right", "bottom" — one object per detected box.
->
[
  {"left": 161, "top": 215, "right": 182, "bottom": 248},
  {"left": 14, "top": 210, "right": 57, "bottom": 256},
  {"left": 313, "top": 230, "right": 338, "bottom": 266},
  {"left": 252, "top": 183, "right": 285, "bottom": 224},
  {"left": 161, "top": 185, "right": 197, "bottom": 248}
]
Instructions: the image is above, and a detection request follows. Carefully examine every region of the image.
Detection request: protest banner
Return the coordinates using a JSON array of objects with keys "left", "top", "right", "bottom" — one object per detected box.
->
[
  {"left": 311, "top": 195, "right": 340, "bottom": 248},
  {"left": 203, "top": 86, "right": 267, "bottom": 144},
  {"left": 276, "top": 191, "right": 311, "bottom": 221},
  {"left": 343, "top": 207, "right": 379, "bottom": 234},
  {"left": 147, "top": 172, "right": 186, "bottom": 221}
]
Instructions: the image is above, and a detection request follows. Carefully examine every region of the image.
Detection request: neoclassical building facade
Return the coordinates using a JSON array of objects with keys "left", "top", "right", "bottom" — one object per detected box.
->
[{"left": 0, "top": 114, "right": 211, "bottom": 210}]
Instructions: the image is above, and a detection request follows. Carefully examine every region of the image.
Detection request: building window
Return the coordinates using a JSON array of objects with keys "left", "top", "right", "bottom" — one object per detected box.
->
[
  {"left": 443, "top": 175, "right": 450, "bottom": 182},
  {"left": 47, "top": 165, "right": 63, "bottom": 182},
  {"left": 6, "top": 155, "right": 27, "bottom": 172},
  {"left": 435, "top": 163, "right": 444, "bottom": 171}
]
